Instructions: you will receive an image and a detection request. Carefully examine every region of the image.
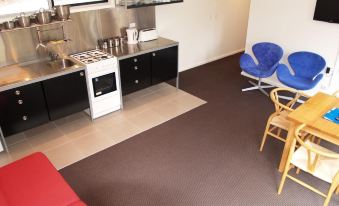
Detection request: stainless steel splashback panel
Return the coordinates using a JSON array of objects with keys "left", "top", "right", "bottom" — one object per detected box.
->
[{"left": 0, "top": 7, "right": 155, "bottom": 67}]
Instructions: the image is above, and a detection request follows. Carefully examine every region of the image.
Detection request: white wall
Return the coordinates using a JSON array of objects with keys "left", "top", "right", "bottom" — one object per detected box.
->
[
  {"left": 156, "top": 0, "right": 251, "bottom": 71},
  {"left": 246, "top": 0, "right": 339, "bottom": 90}
]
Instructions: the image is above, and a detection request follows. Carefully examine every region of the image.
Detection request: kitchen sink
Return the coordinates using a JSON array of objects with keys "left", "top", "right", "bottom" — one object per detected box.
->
[{"left": 48, "top": 59, "right": 77, "bottom": 70}]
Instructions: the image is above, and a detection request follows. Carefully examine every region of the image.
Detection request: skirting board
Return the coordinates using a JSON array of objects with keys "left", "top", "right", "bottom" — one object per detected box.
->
[{"left": 180, "top": 48, "right": 245, "bottom": 72}]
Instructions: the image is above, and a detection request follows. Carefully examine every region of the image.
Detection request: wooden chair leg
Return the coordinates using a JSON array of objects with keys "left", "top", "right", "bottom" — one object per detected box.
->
[
  {"left": 278, "top": 164, "right": 291, "bottom": 195},
  {"left": 260, "top": 122, "right": 271, "bottom": 152},
  {"left": 336, "top": 186, "right": 339, "bottom": 195},
  {"left": 324, "top": 182, "right": 337, "bottom": 206}
]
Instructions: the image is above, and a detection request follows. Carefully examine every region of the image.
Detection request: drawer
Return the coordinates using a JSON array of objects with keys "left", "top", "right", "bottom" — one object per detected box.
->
[
  {"left": 120, "top": 53, "right": 151, "bottom": 67},
  {"left": 0, "top": 83, "right": 49, "bottom": 137},
  {"left": 120, "top": 77, "right": 151, "bottom": 96}
]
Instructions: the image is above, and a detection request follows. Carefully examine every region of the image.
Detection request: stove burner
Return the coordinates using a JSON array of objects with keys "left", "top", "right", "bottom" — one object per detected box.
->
[{"left": 71, "top": 50, "right": 113, "bottom": 64}]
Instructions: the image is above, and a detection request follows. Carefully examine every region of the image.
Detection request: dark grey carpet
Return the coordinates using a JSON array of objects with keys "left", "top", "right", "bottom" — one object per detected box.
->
[{"left": 60, "top": 53, "right": 339, "bottom": 206}]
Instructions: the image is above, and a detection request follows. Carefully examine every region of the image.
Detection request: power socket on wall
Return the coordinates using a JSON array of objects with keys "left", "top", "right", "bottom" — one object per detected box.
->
[{"left": 326, "top": 67, "right": 331, "bottom": 74}]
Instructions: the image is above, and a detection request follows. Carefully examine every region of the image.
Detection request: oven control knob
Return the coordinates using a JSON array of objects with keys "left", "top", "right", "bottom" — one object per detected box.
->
[
  {"left": 134, "top": 66, "right": 138, "bottom": 70},
  {"left": 15, "top": 90, "right": 21, "bottom": 96},
  {"left": 135, "top": 80, "right": 139, "bottom": 84},
  {"left": 80, "top": 72, "right": 84, "bottom": 77}
]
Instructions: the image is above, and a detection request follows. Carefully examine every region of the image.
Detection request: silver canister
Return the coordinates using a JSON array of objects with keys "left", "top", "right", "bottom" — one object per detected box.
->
[
  {"left": 107, "top": 38, "right": 114, "bottom": 48},
  {"left": 54, "top": 5, "right": 70, "bottom": 21},
  {"left": 35, "top": 8, "right": 52, "bottom": 24},
  {"left": 113, "top": 37, "right": 120, "bottom": 47},
  {"left": 17, "top": 13, "right": 31, "bottom": 27},
  {"left": 3, "top": 21, "right": 15, "bottom": 30}
]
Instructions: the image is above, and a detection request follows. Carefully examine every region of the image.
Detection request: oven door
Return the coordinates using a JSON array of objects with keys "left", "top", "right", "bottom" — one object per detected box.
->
[{"left": 92, "top": 72, "right": 117, "bottom": 97}]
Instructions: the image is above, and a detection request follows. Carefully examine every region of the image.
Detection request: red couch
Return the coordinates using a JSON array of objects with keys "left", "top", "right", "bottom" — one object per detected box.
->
[{"left": 0, "top": 152, "right": 86, "bottom": 206}]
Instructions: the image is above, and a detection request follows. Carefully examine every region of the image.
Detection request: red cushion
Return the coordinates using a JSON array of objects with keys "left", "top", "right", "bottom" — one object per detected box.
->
[
  {"left": 0, "top": 152, "right": 85, "bottom": 206},
  {"left": 68, "top": 200, "right": 87, "bottom": 206}
]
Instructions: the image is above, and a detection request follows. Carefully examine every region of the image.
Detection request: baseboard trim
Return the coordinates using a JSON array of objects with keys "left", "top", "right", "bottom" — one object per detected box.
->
[{"left": 180, "top": 48, "right": 245, "bottom": 72}]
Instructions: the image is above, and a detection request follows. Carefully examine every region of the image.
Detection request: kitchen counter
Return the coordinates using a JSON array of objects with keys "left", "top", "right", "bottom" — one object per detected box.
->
[
  {"left": 105, "top": 37, "right": 179, "bottom": 60},
  {"left": 0, "top": 37, "right": 178, "bottom": 92},
  {"left": 0, "top": 59, "right": 85, "bottom": 92}
]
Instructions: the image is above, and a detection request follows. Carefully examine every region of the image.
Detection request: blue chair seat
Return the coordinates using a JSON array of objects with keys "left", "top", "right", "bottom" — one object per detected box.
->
[
  {"left": 277, "top": 65, "right": 323, "bottom": 90},
  {"left": 239, "top": 42, "right": 283, "bottom": 95},
  {"left": 276, "top": 52, "right": 326, "bottom": 91}
]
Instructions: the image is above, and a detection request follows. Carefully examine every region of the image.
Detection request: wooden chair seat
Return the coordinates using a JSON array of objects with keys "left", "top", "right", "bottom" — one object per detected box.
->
[
  {"left": 270, "top": 111, "right": 290, "bottom": 130},
  {"left": 291, "top": 141, "right": 339, "bottom": 183}
]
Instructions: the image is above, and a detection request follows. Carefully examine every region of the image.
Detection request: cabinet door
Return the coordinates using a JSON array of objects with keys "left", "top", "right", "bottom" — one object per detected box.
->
[
  {"left": 119, "top": 54, "right": 151, "bottom": 95},
  {"left": 42, "top": 70, "right": 89, "bottom": 121},
  {"left": 0, "top": 83, "right": 49, "bottom": 137},
  {"left": 151, "top": 46, "right": 178, "bottom": 85}
]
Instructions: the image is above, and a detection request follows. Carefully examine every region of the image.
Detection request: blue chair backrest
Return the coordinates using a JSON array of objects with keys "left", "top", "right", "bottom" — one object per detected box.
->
[
  {"left": 288, "top": 52, "right": 326, "bottom": 79},
  {"left": 252, "top": 42, "right": 283, "bottom": 69}
]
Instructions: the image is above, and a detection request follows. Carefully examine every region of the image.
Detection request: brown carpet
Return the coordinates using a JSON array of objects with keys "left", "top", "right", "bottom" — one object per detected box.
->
[{"left": 60, "top": 53, "right": 339, "bottom": 206}]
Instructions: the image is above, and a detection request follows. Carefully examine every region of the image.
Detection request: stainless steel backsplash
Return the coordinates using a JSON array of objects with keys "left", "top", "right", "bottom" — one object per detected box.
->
[{"left": 0, "top": 7, "right": 155, "bottom": 67}]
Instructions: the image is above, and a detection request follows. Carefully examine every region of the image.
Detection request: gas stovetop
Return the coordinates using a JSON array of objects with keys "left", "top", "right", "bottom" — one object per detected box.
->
[{"left": 71, "top": 50, "right": 114, "bottom": 64}]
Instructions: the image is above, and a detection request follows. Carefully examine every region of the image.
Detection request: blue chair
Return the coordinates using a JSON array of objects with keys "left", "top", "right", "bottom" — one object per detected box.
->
[
  {"left": 240, "top": 42, "right": 283, "bottom": 95},
  {"left": 277, "top": 52, "right": 326, "bottom": 90}
]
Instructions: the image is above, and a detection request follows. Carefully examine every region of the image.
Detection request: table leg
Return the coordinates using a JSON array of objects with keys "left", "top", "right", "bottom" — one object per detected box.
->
[{"left": 279, "top": 121, "right": 297, "bottom": 172}]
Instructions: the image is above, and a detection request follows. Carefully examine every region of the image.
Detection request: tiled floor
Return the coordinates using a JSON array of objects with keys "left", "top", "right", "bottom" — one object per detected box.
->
[{"left": 0, "top": 83, "right": 206, "bottom": 169}]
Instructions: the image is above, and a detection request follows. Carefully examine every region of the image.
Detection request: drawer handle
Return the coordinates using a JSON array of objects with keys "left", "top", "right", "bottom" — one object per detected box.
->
[
  {"left": 134, "top": 66, "right": 138, "bottom": 70},
  {"left": 80, "top": 72, "right": 84, "bottom": 77},
  {"left": 18, "top": 100, "right": 23, "bottom": 105},
  {"left": 135, "top": 80, "right": 139, "bottom": 84},
  {"left": 22, "top": 116, "right": 28, "bottom": 121},
  {"left": 134, "top": 58, "right": 138, "bottom": 63},
  {"left": 152, "top": 53, "right": 156, "bottom": 57},
  {"left": 15, "top": 90, "right": 21, "bottom": 96}
]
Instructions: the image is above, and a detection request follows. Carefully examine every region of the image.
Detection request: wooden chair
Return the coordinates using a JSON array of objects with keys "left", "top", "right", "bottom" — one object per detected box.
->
[
  {"left": 278, "top": 124, "right": 339, "bottom": 206},
  {"left": 260, "top": 88, "right": 310, "bottom": 152}
]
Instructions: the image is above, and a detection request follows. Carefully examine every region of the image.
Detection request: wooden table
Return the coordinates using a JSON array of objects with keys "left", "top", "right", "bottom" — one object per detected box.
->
[{"left": 278, "top": 92, "right": 339, "bottom": 172}]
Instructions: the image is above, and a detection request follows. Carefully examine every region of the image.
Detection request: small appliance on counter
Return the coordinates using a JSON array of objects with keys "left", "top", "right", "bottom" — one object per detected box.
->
[
  {"left": 71, "top": 50, "right": 122, "bottom": 119},
  {"left": 126, "top": 23, "right": 139, "bottom": 45},
  {"left": 138, "top": 28, "right": 159, "bottom": 42}
]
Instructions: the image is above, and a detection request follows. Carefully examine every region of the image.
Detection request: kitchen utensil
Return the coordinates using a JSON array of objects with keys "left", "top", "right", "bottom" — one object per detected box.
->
[
  {"left": 54, "top": 5, "right": 70, "bottom": 21},
  {"left": 3, "top": 21, "right": 15, "bottom": 30},
  {"left": 138, "top": 28, "right": 158, "bottom": 42},
  {"left": 126, "top": 27, "right": 138, "bottom": 45},
  {"left": 17, "top": 13, "right": 31, "bottom": 27},
  {"left": 35, "top": 8, "right": 52, "bottom": 24}
]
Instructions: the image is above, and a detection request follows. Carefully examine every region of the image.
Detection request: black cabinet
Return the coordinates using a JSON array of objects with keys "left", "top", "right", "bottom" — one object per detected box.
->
[
  {"left": 119, "top": 46, "right": 178, "bottom": 96},
  {"left": 42, "top": 70, "right": 89, "bottom": 121},
  {"left": 119, "top": 53, "right": 152, "bottom": 95},
  {"left": 0, "top": 83, "right": 49, "bottom": 137},
  {"left": 151, "top": 46, "right": 178, "bottom": 85}
]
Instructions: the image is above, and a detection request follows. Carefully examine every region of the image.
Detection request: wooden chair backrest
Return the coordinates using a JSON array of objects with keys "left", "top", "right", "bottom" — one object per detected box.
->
[
  {"left": 270, "top": 88, "right": 310, "bottom": 113},
  {"left": 295, "top": 124, "right": 339, "bottom": 173}
]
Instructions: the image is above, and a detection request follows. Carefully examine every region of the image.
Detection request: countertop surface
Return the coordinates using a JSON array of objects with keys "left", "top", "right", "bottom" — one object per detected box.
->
[
  {"left": 104, "top": 37, "right": 179, "bottom": 60},
  {"left": 0, "top": 37, "right": 178, "bottom": 92},
  {"left": 0, "top": 59, "right": 85, "bottom": 92}
]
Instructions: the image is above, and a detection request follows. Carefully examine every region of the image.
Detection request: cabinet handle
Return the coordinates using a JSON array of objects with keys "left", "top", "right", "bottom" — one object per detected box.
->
[
  {"left": 134, "top": 66, "right": 138, "bottom": 70},
  {"left": 152, "top": 53, "right": 156, "bottom": 57},
  {"left": 135, "top": 80, "right": 139, "bottom": 84},
  {"left": 133, "top": 58, "right": 138, "bottom": 63},
  {"left": 15, "top": 90, "right": 21, "bottom": 96},
  {"left": 80, "top": 72, "right": 84, "bottom": 77},
  {"left": 22, "top": 116, "right": 28, "bottom": 121},
  {"left": 18, "top": 100, "right": 23, "bottom": 105}
]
